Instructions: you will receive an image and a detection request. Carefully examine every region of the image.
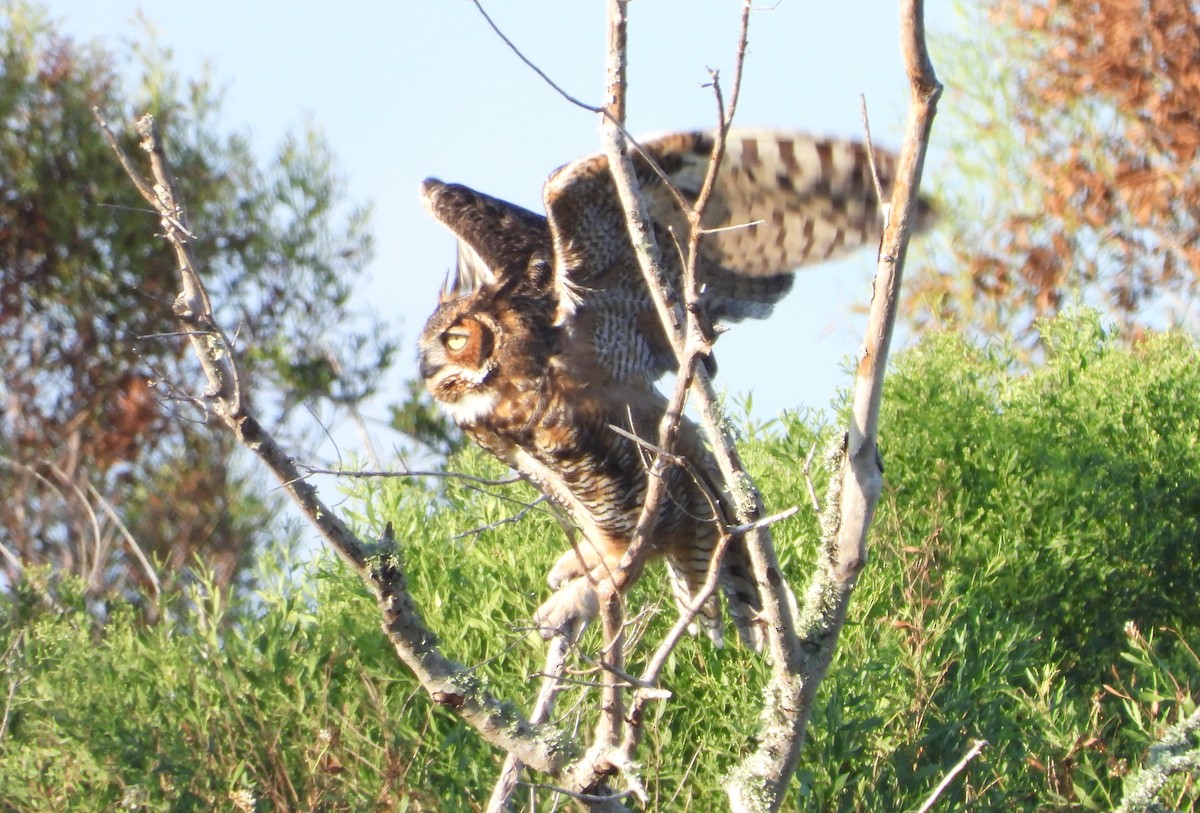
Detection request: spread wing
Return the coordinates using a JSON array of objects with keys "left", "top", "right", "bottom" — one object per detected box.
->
[{"left": 542, "top": 129, "right": 929, "bottom": 386}]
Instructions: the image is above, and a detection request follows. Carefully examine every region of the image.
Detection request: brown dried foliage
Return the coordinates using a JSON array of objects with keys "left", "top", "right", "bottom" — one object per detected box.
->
[
  {"left": 1, "top": 15, "right": 382, "bottom": 605},
  {"left": 909, "top": 0, "right": 1200, "bottom": 342}
]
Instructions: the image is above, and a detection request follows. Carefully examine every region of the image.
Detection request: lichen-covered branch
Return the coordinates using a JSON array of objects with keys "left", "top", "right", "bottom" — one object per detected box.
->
[
  {"left": 1115, "top": 705, "right": 1200, "bottom": 813},
  {"left": 92, "top": 108, "right": 573, "bottom": 781},
  {"left": 726, "top": 1, "right": 941, "bottom": 810}
]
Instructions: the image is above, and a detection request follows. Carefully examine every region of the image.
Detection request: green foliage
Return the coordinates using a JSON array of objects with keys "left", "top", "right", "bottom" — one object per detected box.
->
[
  {"left": 0, "top": 312, "right": 1196, "bottom": 811},
  {"left": 0, "top": 1, "right": 394, "bottom": 599},
  {"left": 387, "top": 378, "right": 465, "bottom": 458},
  {"left": 788, "top": 309, "right": 1200, "bottom": 811}
]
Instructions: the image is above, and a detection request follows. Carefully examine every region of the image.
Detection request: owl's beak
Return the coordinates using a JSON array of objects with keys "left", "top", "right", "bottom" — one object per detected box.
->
[{"left": 418, "top": 353, "right": 442, "bottom": 383}]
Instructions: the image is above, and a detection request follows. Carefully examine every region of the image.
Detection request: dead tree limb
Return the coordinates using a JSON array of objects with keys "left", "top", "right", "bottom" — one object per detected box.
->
[
  {"left": 726, "top": 1, "right": 941, "bottom": 809},
  {"left": 555, "top": 0, "right": 763, "bottom": 804},
  {"left": 93, "top": 107, "right": 576, "bottom": 783}
]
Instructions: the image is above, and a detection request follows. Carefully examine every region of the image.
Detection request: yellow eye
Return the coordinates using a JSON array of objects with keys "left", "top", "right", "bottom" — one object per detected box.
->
[{"left": 445, "top": 331, "right": 469, "bottom": 352}]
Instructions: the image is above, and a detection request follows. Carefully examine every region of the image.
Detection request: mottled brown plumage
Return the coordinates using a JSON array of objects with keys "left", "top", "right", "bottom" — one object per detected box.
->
[{"left": 417, "top": 130, "right": 926, "bottom": 648}]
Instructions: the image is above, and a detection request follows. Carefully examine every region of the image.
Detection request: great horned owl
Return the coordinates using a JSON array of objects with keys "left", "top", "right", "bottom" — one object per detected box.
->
[{"left": 418, "top": 130, "right": 923, "bottom": 649}]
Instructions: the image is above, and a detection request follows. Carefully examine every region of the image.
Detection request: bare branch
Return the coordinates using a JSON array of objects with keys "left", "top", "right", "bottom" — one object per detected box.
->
[
  {"left": 520, "top": 782, "right": 635, "bottom": 805},
  {"left": 92, "top": 107, "right": 161, "bottom": 209},
  {"left": 727, "top": 0, "right": 941, "bottom": 808},
  {"left": 83, "top": 479, "right": 162, "bottom": 598},
  {"left": 39, "top": 461, "right": 106, "bottom": 588},
  {"left": 0, "top": 631, "right": 25, "bottom": 743},
  {"left": 0, "top": 457, "right": 108, "bottom": 591},
  {"left": 802, "top": 441, "right": 822, "bottom": 513},
  {"left": 94, "top": 109, "right": 575, "bottom": 782},
  {"left": 858, "top": 94, "right": 889, "bottom": 220},
  {"left": 916, "top": 740, "right": 988, "bottom": 813},
  {"left": 727, "top": 505, "right": 800, "bottom": 537},
  {"left": 299, "top": 462, "right": 522, "bottom": 487},
  {"left": 468, "top": 0, "right": 601, "bottom": 114},
  {"left": 451, "top": 495, "right": 549, "bottom": 541}
]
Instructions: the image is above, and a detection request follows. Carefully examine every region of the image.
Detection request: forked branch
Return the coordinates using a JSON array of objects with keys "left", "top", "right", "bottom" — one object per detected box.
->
[
  {"left": 93, "top": 108, "right": 578, "bottom": 786},
  {"left": 727, "top": 1, "right": 941, "bottom": 809}
]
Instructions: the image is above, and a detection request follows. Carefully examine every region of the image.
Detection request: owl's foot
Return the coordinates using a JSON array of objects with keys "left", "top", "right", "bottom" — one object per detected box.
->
[
  {"left": 534, "top": 578, "right": 599, "bottom": 640},
  {"left": 546, "top": 546, "right": 600, "bottom": 591}
]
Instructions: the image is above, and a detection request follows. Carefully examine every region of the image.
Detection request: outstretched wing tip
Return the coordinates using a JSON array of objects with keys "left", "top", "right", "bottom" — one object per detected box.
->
[{"left": 419, "top": 177, "right": 452, "bottom": 221}]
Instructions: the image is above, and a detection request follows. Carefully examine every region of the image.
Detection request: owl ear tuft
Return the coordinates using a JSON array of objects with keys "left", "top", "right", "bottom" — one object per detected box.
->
[{"left": 439, "top": 240, "right": 496, "bottom": 301}]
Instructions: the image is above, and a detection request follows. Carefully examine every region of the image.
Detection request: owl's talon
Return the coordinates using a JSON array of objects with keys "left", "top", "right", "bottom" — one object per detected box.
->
[{"left": 534, "top": 578, "right": 599, "bottom": 640}]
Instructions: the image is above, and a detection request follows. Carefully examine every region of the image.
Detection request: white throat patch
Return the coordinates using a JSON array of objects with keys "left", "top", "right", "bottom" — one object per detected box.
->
[{"left": 442, "top": 390, "right": 499, "bottom": 425}]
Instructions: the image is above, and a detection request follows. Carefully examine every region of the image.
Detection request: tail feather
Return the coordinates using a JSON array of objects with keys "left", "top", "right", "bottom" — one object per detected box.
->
[
  {"left": 664, "top": 537, "right": 765, "bottom": 652},
  {"left": 665, "top": 556, "right": 725, "bottom": 647},
  {"left": 719, "top": 537, "right": 765, "bottom": 652}
]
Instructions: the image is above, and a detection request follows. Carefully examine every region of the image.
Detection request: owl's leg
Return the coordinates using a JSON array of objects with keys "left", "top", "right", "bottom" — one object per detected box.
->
[
  {"left": 533, "top": 578, "right": 599, "bottom": 640},
  {"left": 535, "top": 537, "right": 626, "bottom": 640}
]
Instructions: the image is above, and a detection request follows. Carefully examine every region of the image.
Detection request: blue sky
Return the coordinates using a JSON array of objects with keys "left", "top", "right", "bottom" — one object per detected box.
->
[{"left": 46, "top": 1, "right": 956, "bottom": 451}]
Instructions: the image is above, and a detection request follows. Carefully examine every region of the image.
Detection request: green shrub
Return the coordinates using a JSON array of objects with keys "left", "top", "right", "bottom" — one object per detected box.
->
[
  {"left": 0, "top": 311, "right": 1195, "bottom": 811},
  {"left": 790, "top": 310, "right": 1200, "bottom": 811}
]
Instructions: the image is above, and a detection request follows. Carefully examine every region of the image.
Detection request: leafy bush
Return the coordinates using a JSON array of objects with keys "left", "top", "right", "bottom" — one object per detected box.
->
[
  {"left": 0, "top": 312, "right": 1195, "bottom": 811},
  {"left": 0, "top": 1, "right": 392, "bottom": 601}
]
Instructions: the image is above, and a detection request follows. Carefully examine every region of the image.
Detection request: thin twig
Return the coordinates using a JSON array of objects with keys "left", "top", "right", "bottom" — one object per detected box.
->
[
  {"left": 0, "top": 631, "right": 24, "bottom": 743},
  {"left": 859, "top": 94, "right": 888, "bottom": 221},
  {"left": 529, "top": 673, "right": 637, "bottom": 691},
  {"left": 0, "top": 457, "right": 105, "bottom": 588},
  {"left": 915, "top": 739, "right": 987, "bottom": 813},
  {"left": 519, "top": 783, "right": 635, "bottom": 804},
  {"left": 605, "top": 424, "right": 687, "bottom": 467},
  {"left": 299, "top": 463, "right": 521, "bottom": 487},
  {"left": 83, "top": 480, "right": 162, "bottom": 598},
  {"left": 727, "top": 505, "right": 800, "bottom": 537},
  {"left": 699, "top": 218, "right": 766, "bottom": 236},
  {"left": 802, "top": 440, "right": 822, "bottom": 513},
  {"left": 92, "top": 108, "right": 159, "bottom": 206},
  {"left": 42, "top": 461, "right": 106, "bottom": 589},
  {"left": 0, "top": 539, "right": 23, "bottom": 576},
  {"left": 348, "top": 405, "right": 382, "bottom": 470},
  {"left": 137, "top": 330, "right": 220, "bottom": 340},
  {"left": 468, "top": 0, "right": 602, "bottom": 113},
  {"left": 451, "top": 496, "right": 548, "bottom": 541},
  {"left": 487, "top": 633, "right": 573, "bottom": 813}
]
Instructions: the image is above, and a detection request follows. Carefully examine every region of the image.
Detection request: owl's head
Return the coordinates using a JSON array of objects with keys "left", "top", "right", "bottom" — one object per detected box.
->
[
  {"left": 418, "top": 178, "right": 560, "bottom": 427},
  {"left": 418, "top": 297, "right": 504, "bottom": 427}
]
